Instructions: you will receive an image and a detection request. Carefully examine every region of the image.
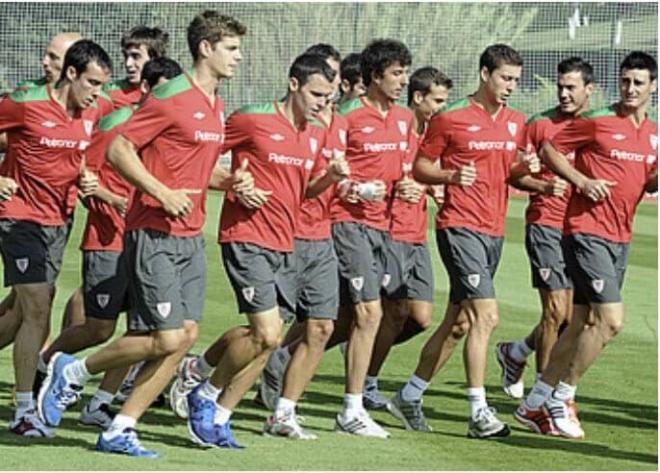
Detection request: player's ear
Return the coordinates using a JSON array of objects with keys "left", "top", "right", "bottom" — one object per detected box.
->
[
  {"left": 413, "top": 90, "right": 424, "bottom": 106},
  {"left": 584, "top": 82, "right": 596, "bottom": 97},
  {"left": 140, "top": 79, "right": 149, "bottom": 95},
  {"left": 340, "top": 79, "right": 350, "bottom": 95},
  {"left": 288, "top": 76, "right": 300, "bottom": 93},
  {"left": 479, "top": 66, "right": 490, "bottom": 84},
  {"left": 651, "top": 77, "right": 657, "bottom": 94},
  {"left": 65, "top": 65, "right": 78, "bottom": 83},
  {"left": 198, "top": 39, "right": 213, "bottom": 60}
]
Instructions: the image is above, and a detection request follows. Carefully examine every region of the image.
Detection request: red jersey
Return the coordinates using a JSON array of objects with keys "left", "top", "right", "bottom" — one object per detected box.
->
[
  {"left": 525, "top": 107, "right": 576, "bottom": 228},
  {"left": 295, "top": 111, "right": 348, "bottom": 240},
  {"left": 81, "top": 106, "right": 135, "bottom": 252},
  {"left": 219, "top": 102, "right": 327, "bottom": 252},
  {"left": 103, "top": 79, "right": 143, "bottom": 109},
  {"left": 551, "top": 104, "right": 657, "bottom": 243},
  {"left": 330, "top": 97, "right": 413, "bottom": 231},
  {"left": 390, "top": 129, "right": 428, "bottom": 244},
  {"left": 0, "top": 84, "right": 101, "bottom": 225},
  {"left": 120, "top": 73, "right": 225, "bottom": 237},
  {"left": 419, "top": 97, "right": 526, "bottom": 237}
]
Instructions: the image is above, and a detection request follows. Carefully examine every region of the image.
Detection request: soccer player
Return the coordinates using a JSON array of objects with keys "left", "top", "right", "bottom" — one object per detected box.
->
[
  {"left": 338, "top": 52, "right": 365, "bottom": 105},
  {"left": 184, "top": 52, "right": 346, "bottom": 449},
  {"left": 17, "top": 32, "right": 83, "bottom": 88},
  {"left": 364, "top": 67, "right": 452, "bottom": 410},
  {"left": 496, "top": 57, "right": 595, "bottom": 399},
  {"left": 388, "top": 44, "right": 534, "bottom": 438},
  {"left": 515, "top": 51, "right": 657, "bottom": 439},
  {"left": 38, "top": 11, "right": 249, "bottom": 457},
  {"left": 0, "top": 39, "right": 112, "bottom": 437}
]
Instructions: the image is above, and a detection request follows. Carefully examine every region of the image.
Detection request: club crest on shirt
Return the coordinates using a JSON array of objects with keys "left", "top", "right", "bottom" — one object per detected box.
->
[
  {"left": 15, "top": 257, "right": 29, "bottom": 273},
  {"left": 539, "top": 268, "right": 551, "bottom": 282},
  {"left": 591, "top": 279, "right": 604, "bottom": 294},
  {"left": 83, "top": 120, "right": 94, "bottom": 137},
  {"left": 402, "top": 162, "right": 413, "bottom": 173},
  {"left": 96, "top": 293, "right": 110, "bottom": 309},
  {"left": 398, "top": 120, "right": 408, "bottom": 136},
  {"left": 507, "top": 122, "right": 518, "bottom": 137},
  {"left": 305, "top": 159, "right": 314, "bottom": 170},
  {"left": 309, "top": 137, "right": 318, "bottom": 154},
  {"left": 651, "top": 134, "right": 658, "bottom": 151},
  {"left": 242, "top": 286, "right": 255, "bottom": 303},
  {"left": 351, "top": 276, "right": 364, "bottom": 291},
  {"left": 156, "top": 302, "right": 171, "bottom": 318},
  {"left": 382, "top": 273, "right": 391, "bottom": 287},
  {"left": 338, "top": 129, "right": 347, "bottom": 145},
  {"left": 467, "top": 274, "right": 480, "bottom": 288},
  {"left": 647, "top": 155, "right": 657, "bottom": 165}
]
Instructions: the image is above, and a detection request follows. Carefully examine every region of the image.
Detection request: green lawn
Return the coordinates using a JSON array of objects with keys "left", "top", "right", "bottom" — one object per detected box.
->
[{"left": 0, "top": 196, "right": 656, "bottom": 470}]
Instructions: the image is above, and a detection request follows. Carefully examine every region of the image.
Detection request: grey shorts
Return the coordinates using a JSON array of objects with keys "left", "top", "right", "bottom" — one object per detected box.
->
[
  {"left": 125, "top": 229, "right": 207, "bottom": 332},
  {"left": 563, "top": 233, "right": 629, "bottom": 305},
  {"left": 221, "top": 242, "right": 296, "bottom": 317},
  {"left": 525, "top": 224, "right": 573, "bottom": 291},
  {"left": 436, "top": 227, "right": 503, "bottom": 304},
  {"left": 83, "top": 250, "right": 130, "bottom": 320},
  {"left": 0, "top": 219, "right": 67, "bottom": 286},
  {"left": 332, "top": 222, "right": 389, "bottom": 305},
  {"left": 282, "top": 238, "right": 339, "bottom": 321},
  {"left": 381, "top": 239, "right": 434, "bottom": 302}
]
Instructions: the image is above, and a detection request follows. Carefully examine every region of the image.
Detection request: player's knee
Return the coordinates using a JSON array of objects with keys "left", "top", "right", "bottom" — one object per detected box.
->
[
  {"left": 153, "top": 329, "right": 187, "bottom": 356},
  {"left": 451, "top": 319, "right": 470, "bottom": 339},
  {"left": 252, "top": 326, "right": 283, "bottom": 352},
  {"left": 307, "top": 319, "right": 334, "bottom": 344},
  {"left": 354, "top": 304, "right": 382, "bottom": 329},
  {"left": 474, "top": 310, "right": 499, "bottom": 331},
  {"left": 604, "top": 316, "right": 624, "bottom": 338}
]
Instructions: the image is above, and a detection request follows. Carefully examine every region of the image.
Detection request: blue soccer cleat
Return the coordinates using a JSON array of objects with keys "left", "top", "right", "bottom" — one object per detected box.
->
[
  {"left": 187, "top": 384, "right": 244, "bottom": 449},
  {"left": 96, "top": 428, "right": 159, "bottom": 458},
  {"left": 37, "top": 352, "right": 82, "bottom": 427}
]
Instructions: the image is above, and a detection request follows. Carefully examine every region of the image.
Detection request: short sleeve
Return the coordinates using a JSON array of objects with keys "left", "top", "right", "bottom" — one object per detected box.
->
[
  {"left": 550, "top": 116, "right": 595, "bottom": 155},
  {"left": 0, "top": 96, "right": 25, "bottom": 133},
  {"left": 221, "top": 111, "right": 253, "bottom": 154},
  {"left": 118, "top": 95, "right": 171, "bottom": 151},
  {"left": 418, "top": 112, "right": 448, "bottom": 162}
]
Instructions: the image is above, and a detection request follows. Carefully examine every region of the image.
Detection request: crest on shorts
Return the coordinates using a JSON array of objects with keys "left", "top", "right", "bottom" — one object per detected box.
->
[
  {"left": 651, "top": 135, "right": 658, "bottom": 151},
  {"left": 382, "top": 273, "right": 391, "bottom": 288},
  {"left": 539, "top": 268, "right": 551, "bottom": 282},
  {"left": 96, "top": 293, "right": 111, "bottom": 309},
  {"left": 83, "top": 120, "right": 93, "bottom": 137},
  {"left": 15, "top": 257, "right": 29, "bottom": 273},
  {"left": 507, "top": 122, "right": 518, "bottom": 137},
  {"left": 242, "top": 286, "right": 255, "bottom": 303},
  {"left": 591, "top": 279, "right": 604, "bottom": 294},
  {"left": 351, "top": 276, "right": 364, "bottom": 291},
  {"left": 338, "top": 129, "right": 347, "bottom": 145},
  {"left": 309, "top": 137, "right": 318, "bottom": 154},
  {"left": 467, "top": 273, "right": 480, "bottom": 288},
  {"left": 156, "top": 302, "right": 171, "bottom": 318}
]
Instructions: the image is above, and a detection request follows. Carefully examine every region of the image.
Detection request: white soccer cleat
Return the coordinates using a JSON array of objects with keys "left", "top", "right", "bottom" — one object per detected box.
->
[
  {"left": 335, "top": 410, "right": 390, "bottom": 439},
  {"left": 9, "top": 409, "right": 54, "bottom": 438},
  {"left": 544, "top": 397, "right": 585, "bottom": 439},
  {"left": 263, "top": 413, "right": 318, "bottom": 440},
  {"left": 169, "top": 355, "right": 206, "bottom": 419},
  {"left": 79, "top": 403, "right": 115, "bottom": 430}
]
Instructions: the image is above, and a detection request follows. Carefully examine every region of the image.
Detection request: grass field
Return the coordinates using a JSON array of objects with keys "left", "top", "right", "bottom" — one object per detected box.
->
[{"left": 0, "top": 195, "right": 656, "bottom": 471}]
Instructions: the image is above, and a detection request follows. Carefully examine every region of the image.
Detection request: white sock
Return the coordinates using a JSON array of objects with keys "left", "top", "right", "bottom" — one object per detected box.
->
[
  {"left": 343, "top": 393, "right": 363, "bottom": 415},
  {"left": 552, "top": 381, "right": 576, "bottom": 401},
  {"left": 37, "top": 353, "right": 47, "bottom": 374},
  {"left": 195, "top": 355, "right": 214, "bottom": 377},
  {"left": 65, "top": 358, "right": 91, "bottom": 385},
  {"left": 401, "top": 374, "right": 429, "bottom": 401},
  {"left": 523, "top": 379, "right": 553, "bottom": 409},
  {"left": 89, "top": 389, "right": 114, "bottom": 410},
  {"left": 510, "top": 340, "right": 533, "bottom": 362},
  {"left": 214, "top": 404, "right": 232, "bottom": 425},
  {"left": 104, "top": 414, "right": 136, "bottom": 438},
  {"left": 365, "top": 376, "right": 378, "bottom": 390},
  {"left": 15, "top": 391, "right": 34, "bottom": 419},
  {"left": 274, "top": 397, "right": 296, "bottom": 418},
  {"left": 467, "top": 387, "right": 488, "bottom": 417},
  {"left": 198, "top": 380, "right": 221, "bottom": 401}
]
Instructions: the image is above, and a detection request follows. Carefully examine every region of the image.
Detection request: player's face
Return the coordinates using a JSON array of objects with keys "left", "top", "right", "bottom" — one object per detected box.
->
[
  {"left": 557, "top": 71, "right": 593, "bottom": 115},
  {"left": 326, "top": 57, "right": 341, "bottom": 104},
  {"left": 292, "top": 73, "right": 334, "bottom": 121},
  {"left": 483, "top": 64, "right": 521, "bottom": 105},
  {"left": 414, "top": 84, "right": 450, "bottom": 122},
  {"left": 123, "top": 45, "right": 151, "bottom": 85},
  {"left": 42, "top": 38, "right": 69, "bottom": 83},
  {"left": 68, "top": 61, "right": 111, "bottom": 109},
  {"left": 341, "top": 78, "right": 366, "bottom": 102},
  {"left": 209, "top": 35, "right": 243, "bottom": 79},
  {"left": 619, "top": 68, "right": 657, "bottom": 111},
  {"left": 374, "top": 62, "right": 409, "bottom": 101}
]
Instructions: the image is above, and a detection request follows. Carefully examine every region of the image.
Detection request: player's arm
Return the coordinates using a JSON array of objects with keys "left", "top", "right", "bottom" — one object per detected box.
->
[
  {"left": 413, "top": 154, "right": 475, "bottom": 186},
  {"left": 645, "top": 167, "right": 658, "bottom": 193},
  {"left": 107, "top": 134, "right": 198, "bottom": 217},
  {"left": 90, "top": 184, "right": 128, "bottom": 216},
  {"left": 509, "top": 174, "right": 567, "bottom": 197},
  {"left": 306, "top": 151, "right": 350, "bottom": 198}
]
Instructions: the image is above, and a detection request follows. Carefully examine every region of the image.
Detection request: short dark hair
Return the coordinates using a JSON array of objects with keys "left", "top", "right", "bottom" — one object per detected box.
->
[
  {"left": 340, "top": 53, "right": 362, "bottom": 87},
  {"left": 289, "top": 53, "right": 337, "bottom": 86},
  {"left": 360, "top": 39, "right": 412, "bottom": 87},
  {"left": 141, "top": 57, "right": 182, "bottom": 89},
  {"left": 557, "top": 57, "right": 594, "bottom": 85},
  {"left": 304, "top": 43, "right": 341, "bottom": 64},
  {"left": 60, "top": 39, "right": 112, "bottom": 82},
  {"left": 479, "top": 44, "right": 523, "bottom": 73},
  {"left": 121, "top": 26, "right": 169, "bottom": 59},
  {"left": 187, "top": 11, "right": 246, "bottom": 61},
  {"left": 407, "top": 67, "right": 453, "bottom": 105},
  {"left": 620, "top": 51, "right": 657, "bottom": 81}
]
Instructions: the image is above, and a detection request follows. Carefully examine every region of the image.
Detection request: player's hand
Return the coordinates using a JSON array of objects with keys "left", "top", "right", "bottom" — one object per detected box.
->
[
  {"left": 336, "top": 179, "right": 360, "bottom": 204},
  {"left": 429, "top": 184, "right": 445, "bottom": 206},
  {"left": 358, "top": 180, "right": 387, "bottom": 202},
  {"left": 579, "top": 178, "right": 616, "bottom": 202},
  {"left": 0, "top": 176, "right": 18, "bottom": 201},
  {"left": 236, "top": 187, "right": 272, "bottom": 209},
  {"left": 395, "top": 176, "right": 424, "bottom": 203},
  {"left": 327, "top": 150, "right": 350, "bottom": 183},
  {"left": 523, "top": 152, "right": 541, "bottom": 174},
  {"left": 545, "top": 176, "right": 568, "bottom": 197},
  {"left": 79, "top": 169, "right": 99, "bottom": 197},
  {"left": 450, "top": 161, "right": 477, "bottom": 186},
  {"left": 112, "top": 196, "right": 129, "bottom": 217},
  {"left": 231, "top": 159, "right": 255, "bottom": 194},
  {"left": 159, "top": 188, "right": 201, "bottom": 217}
]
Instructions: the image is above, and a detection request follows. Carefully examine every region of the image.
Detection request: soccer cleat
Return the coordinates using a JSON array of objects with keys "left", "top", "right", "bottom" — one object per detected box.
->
[
  {"left": 169, "top": 355, "right": 206, "bottom": 419},
  {"left": 495, "top": 342, "right": 526, "bottom": 399},
  {"left": 363, "top": 385, "right": 389, "bottom": 411},
  {"left": 38, "top": 352, "right": 82, "bottom": 427},
  {"left": 467, "top": 407, "right": 511, "bottom": 439},
  {"left": 96, "top": 428, "right": 159, "bottom": 458},
  {"left": 9, "top": 410, "right": 54, "bottom": 438},
  {"left": 186, "top": 385, "right": 245, "bottom": 449},
  {"left": 259, "top": 350, "right": 289, "bottom": 411},
  {"left": 335, "top": 410, "right": 390, "bottom": 438},
  {"left": 513, "top": 404, "right": 557, "bottom": 435},
  {"left": 544, "top": 397, "right": 585, "bottom": 439},
  {"left": 263, "top": 412, "right": 318, "bottom": 440},
  {"left": 80, "top": 403, "right": 116, "bottom": 430},
  {"left": 386, "top": 391, "right": 432, "bottom": 432}
]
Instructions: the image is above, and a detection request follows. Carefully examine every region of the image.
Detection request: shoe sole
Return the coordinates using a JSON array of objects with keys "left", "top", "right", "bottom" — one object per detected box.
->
[
  {"left": 513, "top": 410, "right": 544, "bottom": 434},
  {"left": 187, "top": 420, "right": 221, "bottom": 449},
  {"left": 263, "top": 430, "right": 317, "bottom": 440},
  {"left": 37, "top": 352, "right": 63, "bottom": 427},
  {"left": 467, "top": 424, "right": 511, "bottom": 439},
  {"left": 386, "top": 401, "right": 414, "bottom": 431},
  {"left": 334, "top": 422, "right": 390, "bottom": 439}
]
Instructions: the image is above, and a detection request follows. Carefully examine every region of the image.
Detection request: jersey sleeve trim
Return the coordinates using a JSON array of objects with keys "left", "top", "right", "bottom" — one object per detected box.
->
[
  {"left": 151, "top": 73, "right": 191, "bottom": 100},
  {"left": 235, "top": 102, "right": 277, "bottom": 115},
  {"left": 98, "top": 106, "right": 135, "bottom": 131}
]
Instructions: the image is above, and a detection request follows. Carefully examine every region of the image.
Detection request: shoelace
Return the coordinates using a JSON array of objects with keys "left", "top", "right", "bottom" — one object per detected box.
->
[{"left": 57, "top": 386, "right": 82, "bottom": 408}]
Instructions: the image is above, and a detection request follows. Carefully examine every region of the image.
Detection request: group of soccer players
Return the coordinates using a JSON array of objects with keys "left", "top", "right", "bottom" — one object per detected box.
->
[{"left": 0, "top": 9, "right": 656, "bottom": 458}]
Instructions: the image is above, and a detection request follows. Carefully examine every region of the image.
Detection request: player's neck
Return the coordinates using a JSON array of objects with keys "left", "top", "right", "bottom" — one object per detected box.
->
[
  {"left": 617, "top": 101, "right": 649, "bottom": 128},
  {"left": 279, "top": 97, "right": 307, "bottom": 130},
  {"left": 472, "top": 88, "right": 503, "bottom": 118},
  {"left": 365, "top": 87, "right": 393, "bottom": 115},
  {"left": 412, "top": 111, "right": 425, "bottom": 135},
  {"left": 190, "top": 64, "right": 220, "bottom": 105},
  {"left": 51, "top": 82, "right": 80, "bottom": 118}
]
